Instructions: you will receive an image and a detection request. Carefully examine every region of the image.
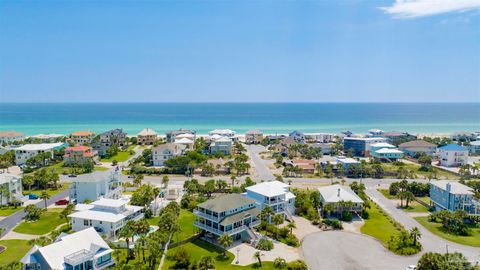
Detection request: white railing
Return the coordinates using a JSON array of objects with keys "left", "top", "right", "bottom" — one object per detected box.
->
[{"left": 193, "top": 210, "right": 221, "bottom": 222}]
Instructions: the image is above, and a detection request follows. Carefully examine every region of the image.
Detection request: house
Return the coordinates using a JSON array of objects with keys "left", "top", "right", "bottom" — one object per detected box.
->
[
  {"left": 265, "top": 134, "right": 286, "bottom": 144},
  {"left": 30, "top": 134, "right": 64, "bottom": 143},
  {"left": 318, "top": 184, "right": 364, "bottom": 215},
  {"left": 244, "top": 181, "right": 295, "bottom": 221},
  {"left": 152, "top": 143, "right": 186, "bottom": 166},
  {"left": 336, "top": 157, "right": 360, "bottom": 173},
  {"left": 343, "top": 137, "right": 386, "bottom": 157},
  {"left": 438, "top": 144, "right": 469, "bottom": 167},
  {"left": 450, "top": 132, "right": 476, "bottom": 142},
  {"left": 304, "top": 133, "right": 335, "bottom": 143},
  {"left": 69, "top": 198, "right": 144, "bottom": 239},
  {"left": 209, "top": 129, "right": 236, "bottom": 138},
  {"left": 70, "top": 131, "right": 95, "bottom": 145},
  {"left": 369, "top": 142, "right": 396, "bottom": 153},
  {"left": 174, "top": 137, "right": 194, "bottom": 149},
  {"left": 309, "top": 142, "right": 334, "bottom": 155},
  {"left": 0, "top": 130, "right": 24, "bottom": 143},
  {"left": 0, "top": 174, "right": 28, "bottom": 205},
  {"left": 286, "top": 159, "right": 316, "bottom": 174},
  {"left": 137, "top": 128, "right": 157, "bottom": 145},
  {"left": 398, "top": 140, "right": 437, "bottom": 157},
  {"left": 367, "top": 129, "right": 384, "bottom": 137},
  {"left": 166, "top": 129, "right": 196, "bottom": 143},
  {"left": 381, "top": 131, "right": 416, "bottom": 145},
  {"left": 371, "top": 148, "right": 404, "bottom": 161},
  {"left": 210, "top": 137, "right": 233, "bottom": 155},
  {"left": 15, "top": 142, "right": 67, "bottom": 166},
  {"left": 64, "top": 146, "right": 94, "bottom": 166},
  {"left": 69, "top": 171, "right": 122, "bottom": 203},
  {"left": 289, "top": 130, "right": 305, "bottom": 144},
  {"left": 194, "top": 194, "right": 261, "bottom": 241},
  {"left": 245, "top": 129, "right": 263, "bottom": 144},
  {"left": 469, "top": 141, "right": 480, "bottom": 154},
  {"left": 20, "top": 228, "right": 114, "bottom": 270},
  {"left": 96, "top": 129, "right": 127, "bottom": 156},
  {"left": 271, "top": 137, "right": 296, "bottom": 157},
  {"left": 430, "top": 180, "right": 480, "bottom": 215}
]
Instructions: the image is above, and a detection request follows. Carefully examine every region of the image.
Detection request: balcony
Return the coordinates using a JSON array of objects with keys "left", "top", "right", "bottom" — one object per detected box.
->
[
  {"left": 64, "top": 249, "right": 94, "bottom": 266},
  {"left": 95, "top": 258, "right": 114, "bottom": 269},
  {"left": 193, "top": 210, "right": 221, "bottom": 222},
  {"left": 194, "top": 220, "right": 260, "bottom": 236}
]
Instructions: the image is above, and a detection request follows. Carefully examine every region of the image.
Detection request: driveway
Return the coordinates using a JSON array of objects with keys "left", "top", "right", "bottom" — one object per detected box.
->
[
  {"left": 302, "top": 231, "right": 418, "bottom": 270},
  {"left": 366, "top": 188, "right": 480, "bottom": 263}
]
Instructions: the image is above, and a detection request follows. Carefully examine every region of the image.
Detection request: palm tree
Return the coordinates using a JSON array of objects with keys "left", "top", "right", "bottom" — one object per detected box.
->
[
  {"left": 286, "top": 221, "right": 296, "bottom": 235},
  {"left": 23, "top": 174, "right": 34, "bottom": 193},
  {"left": 162, "top": 175, "right": 169, "bottom": 188},
  {"left": 261, "top": 206, "right": 274, "bottom": 223},
  {"left": 198, "top": 255, "right": 215, "bottom": 270},
  {"left": 218, "top": 234, "right": 233, "bottom": 257},
  {"left": 230, "top": 175, "right": 236, "bottom": 187},
  {"left": 40, "top": 191, "right": 50, "bottom": 209},
  {"left": 253, "top": 251, "right": 264, "bottom": 267},
  {"left": 0, "top": 185, "right": 8, "bottom": 207},
  {"left": 49, "top": 170, "right": 60, "bottom": 189},
  {"left": 153, "top": 186, "right": 160, "bottom": 214},
  {"left": 273, "top": 214, "right": 283, "bottom": 239},
  {"left": 410, "top": 227, "right": 422, "bottom": 246},
  {"left": 119, "top": 221, "right": 134, "bottom": 260},
  {"left": 404, "top": 191, "right": 415, "bottom": 207}
]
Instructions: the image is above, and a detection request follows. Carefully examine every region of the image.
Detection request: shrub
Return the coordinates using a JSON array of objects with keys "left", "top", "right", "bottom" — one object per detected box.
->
[
  {"left": 273, "top": 257, "right": 287, "bottom": 269},
  {"left": 341, "top": 211, "right": 352, "bottom": 222},
  {"left": 285, "top": 234, "right": 299, "bottom": 247},
  {"left": 144, "top": 208, "right": 153, "bottom": 219},
  {"left": 287, "top": 260, "right": 308, "bottom": 270},
  {"left": 323, "top": 219, "right": 343, "bottom": 230},
  {"left": 361, "top": 210, "right": 369, "bottom": 219},
  {"left": 256, "top": 238, "right": 274, "bottom": 251}
]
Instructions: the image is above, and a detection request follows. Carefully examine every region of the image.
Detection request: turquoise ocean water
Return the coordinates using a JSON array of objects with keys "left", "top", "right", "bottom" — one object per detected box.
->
[{"left": 0, "top": 103, "right": 479, "bottom": 136}]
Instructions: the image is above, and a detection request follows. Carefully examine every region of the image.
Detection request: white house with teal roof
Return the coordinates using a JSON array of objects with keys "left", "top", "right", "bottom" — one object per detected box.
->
[{"left": 438, "top": 144, "right": 469, "bottom": 167}]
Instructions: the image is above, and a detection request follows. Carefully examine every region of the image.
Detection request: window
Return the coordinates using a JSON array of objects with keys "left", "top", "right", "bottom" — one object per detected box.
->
[{"left": 84, "top": 220, "right": 89, "bottom": 226}]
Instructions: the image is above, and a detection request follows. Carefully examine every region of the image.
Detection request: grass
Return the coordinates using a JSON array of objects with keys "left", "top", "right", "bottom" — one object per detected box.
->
[
  {"left": 381, "top": 162, "right": 457, "bottom": 179},
  {"left": 24, "top": 183, "right": 70, "bottom": 197},
  {"left": 14, "top": 208, "right": 67, "bottom": 235},
  {"left": 400, "top": 202, "right": 430, "bottom": 213},
  {"left": 163, "top": 239, "right": 275, "bottom": 270},
  {"left": 414, "top": 216, "right": 480, "bottom": 247},
  {"left": 101, "top": 145, "right": 135, "bottom": 162},
  {"left": 146, "top": 209, "right": 196, "bottom": 242},
  {"left": 0, "top": 206, "right": 24, "bottom": 217},
  {"left": 0, "top": 240, "right": 31, "bottom": 265},
  {"left": 94, "top": 166, "right": 109, "bottom": 171},
  {"left": 361, "top": 202, "right": 402, "bottom": 244},
  {"left": 378, "top": 189, "right": 396, "bottom": 199}
]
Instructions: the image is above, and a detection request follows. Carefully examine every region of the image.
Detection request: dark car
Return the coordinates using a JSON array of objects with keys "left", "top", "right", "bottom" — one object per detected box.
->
[
  {"left": 55, "top": 199, "right": 69, "bottom": 205},
  {"left": 69, "top": 174, "right": 77, "bottom": 178},
  {"left": 28, "top": 194, "right": 39, "bottom": 200}
]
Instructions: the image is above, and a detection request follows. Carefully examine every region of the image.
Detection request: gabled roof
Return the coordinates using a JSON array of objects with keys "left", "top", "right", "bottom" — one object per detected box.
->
[
  {"left": 318, "top": 184, "right": 363, "bottom": 204},
  {"left": 246, "top": 129, "right": 262, "bottom": 135},
  {"left": 138, "top": 128, "right": 157, "bottom": 136},
  {"left": 374, "top": 148, "right": 403, "bottom": 154},
  {"left": 16, "top": 143, "right": 65, "bottom": 151},
  {"left": 398, "top": 140, "right": 436, "bottom": 148},
  {"left": 438, "top": 144, "right": 468, "bottom": 151},
  {"left": 430, "top": 180, "right": 474, "bottom": 195},
  {"left": 72, "top": 171, "right": 116, "bottom": 183},
  {"left": 197, "top": 194, "right": 256, "bottom": 213},
  {"left": 246, "top": 180, "right": 291, "bottom": 197},
  {"left": 71, "top": 131, "right": 95, "bottom": 136},
  {"left": 175, "top": 138, "right": 194, "bottom": 144},
  {"left": 370, "top": 142, "right": 395, "bottom": 148},
  {"left": 0, "top": 130, "right": 24, "bottom": 137}
]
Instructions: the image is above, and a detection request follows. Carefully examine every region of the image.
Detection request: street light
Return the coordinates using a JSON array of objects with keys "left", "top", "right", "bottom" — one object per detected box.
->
[{"left": 236, "top": 247, "right": 240, "bottom": 264}]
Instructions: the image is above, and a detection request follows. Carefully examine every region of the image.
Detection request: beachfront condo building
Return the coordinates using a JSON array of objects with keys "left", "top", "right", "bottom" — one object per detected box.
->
[
  {"left": 343, "top": 137, "right": 386, "bottom": 157},
  {"left": 0, "top": 130, "right": 25, "bottom": 143},
  {"left": 304, "top": 133, "right": 335, "bottom": 143},
  {"left": 398, "top": 140, "right": 437, "bottom": 157},
  {"left": 21, "top": 228, "right": 115, "bottom": 270},
  {"left": 152, "top": 143, "right": 186, "bottom": 166},
  {"left": 69, "top": 198, "right": 144, "bottom": 239},
  {"left": 96, "top": 128, "right": 127, "bottom": 156},
  {"left": 245, "top": 129, "right": 263, "bottom": 144},
  {"left": 209, "top": 136, "right": 233, "bottom": 155},
  {"left": 318, "top": 184, "right": 364, "bottom": 216},
  {"left": 70, "top": 131, "right": 95, "bottom": 145},
  {"left": 14, "top": 142, "right": 67, "bottom": 166},
  {"left": 0, "top": 174, "right": 28, "bottom": 205},
  {"left": 194, "top": 194, "right": 261, "bottom": 241},
  {"left": 69, "top": 171, "right": 122, "bottom": 203},
  {"left": 244, "top": 181, "right": 296, "bottom": 221},
  {"left": 438, "top": 144, "right": 469, "bottom": 167},
  {"left": 137, "top": 128, "right": 157, "bottom": 145},
  {"left": 430, "top": 180, "right": 480, "bottom": 216},
  {"left": 64, "top": 146, "right": 94, "bottom": 166}
]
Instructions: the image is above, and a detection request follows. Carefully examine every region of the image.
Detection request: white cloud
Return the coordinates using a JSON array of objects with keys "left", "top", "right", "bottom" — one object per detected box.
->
[{"left": 381, "top": 0, "right": 480, "bottom": 18}]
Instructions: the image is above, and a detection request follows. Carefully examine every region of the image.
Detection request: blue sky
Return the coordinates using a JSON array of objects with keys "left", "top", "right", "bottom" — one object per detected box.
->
[{"left": 0, "top": 0, "right": 479, "bottom": 103}]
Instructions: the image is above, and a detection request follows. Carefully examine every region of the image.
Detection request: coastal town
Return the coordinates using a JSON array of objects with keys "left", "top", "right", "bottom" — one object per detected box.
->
[{"left": 0, "top": 128, "right": 478, "bottom": 270}]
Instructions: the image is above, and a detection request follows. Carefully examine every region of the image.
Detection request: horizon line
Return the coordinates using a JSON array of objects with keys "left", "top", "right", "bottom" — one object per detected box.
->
[{"left": 1, "top": 101, "right": 479, "bottom": 104}]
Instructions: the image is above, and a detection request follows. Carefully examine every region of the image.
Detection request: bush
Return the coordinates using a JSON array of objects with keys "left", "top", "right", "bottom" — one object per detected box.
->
[
  {"left": 323, "top": 219, "right": 343, "bottom": 230},
  {"left": 341, "top": 211, "right": 352, "bottom": 222},
  {"left": 144, "top": 208, "right": 153, "bottom": 219},
  {"left": 285, "top": 234, "right": 299, "bottom": 247},
  {"left": 361, "top": 210, "right": 369, "bottom": 219},
  {"left": 256, "top": 238, "right": 274, "bottom": 251},
  {"left": 287, "top": 260, "right": 308, "bottom": 270},
  {"left": 273, "top": 257, "right": 287, "bottom": 269}
]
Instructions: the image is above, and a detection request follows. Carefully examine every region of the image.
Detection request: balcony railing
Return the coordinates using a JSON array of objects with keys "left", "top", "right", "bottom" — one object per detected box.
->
[
  {"left": 193, "top": 210, "right": 221, "bottom": 222},
  {"left": 64, "top": 249, "right": 94, "bottom": 265},
  {"left": 194, "top": 220, "right": 260, "bottom": 236}
]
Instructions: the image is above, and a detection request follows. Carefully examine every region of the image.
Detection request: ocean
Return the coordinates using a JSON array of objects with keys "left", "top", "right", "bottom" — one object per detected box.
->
[{"left": 0, "top": 103, "right": 479, "bottom": 136}]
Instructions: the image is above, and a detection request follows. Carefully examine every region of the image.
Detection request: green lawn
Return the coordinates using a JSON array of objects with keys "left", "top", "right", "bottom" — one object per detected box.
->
[
  {"left": 163, "top": 239, "right": 275, "bottom": 270},
  {"left": 146, "top": 209, "right": 196, "bottom": 242},
  {"left": 382, "top": 162, "right": 457, "bottom": 179},
  {"left": 0, "top": 240, "right": 31, "bottom": 265},
  {"left": 14, "top": 208, "right": 67, "bottom": 235},
  {"left": 24, "top": 183, "right": 70, "bottom": 197},
  {"left": 94, "top": 166, "right": 109, "bottom": 171},
  {"left": 378, "top": 189, "right": 396, "bottom": 199},
  {"left": 101, "top": 146, "right": 135, "bottom": 162},
  {"left": 414, "top": 216, "right": 480, "bottom": 247},
  {"left": 0, "top": 206, "right": 24, "bottom": 217},
  {"left": 361, "top": 202, "right": 402, "bottom": 244},
  {"left": 400, "top": 202, "right": 430, "bottom": 213}
]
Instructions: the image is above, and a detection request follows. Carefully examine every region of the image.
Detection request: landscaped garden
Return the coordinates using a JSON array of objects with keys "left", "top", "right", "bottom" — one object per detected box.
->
[
  {"left": 361, "top": 202, "right": 401, "bottom": 244},
  {"left": 14, "top": 208, "right": 67, "bottom": 235},
  {"left": 0, "top": 206, "right": 24, "bottom": 216},
  {"left": 414, "top": 215, "right": 480, "bottom": 247},
  {"left": 101, "top": 145, "right": 135, "bottom": 162},
  {"left": 0, "top": 239, "right": 31, "bottom": 264},
  {"left": 25, "top": 183, "right": 70, "bottom": 197}
]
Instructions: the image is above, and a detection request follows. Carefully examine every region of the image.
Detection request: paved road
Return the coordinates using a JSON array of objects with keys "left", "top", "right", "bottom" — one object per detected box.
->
[
  {"left": 245, "top": 144, "right": 275, "bottom": 181},
  {"left": 302, "top": 231, "right": 418, "bottom": 270},
  {"left": 0, "top": 189, "right": 69, "bottom": 237},
  {"left": 366, "top": 188, "right": 480, "bottom": 264}
]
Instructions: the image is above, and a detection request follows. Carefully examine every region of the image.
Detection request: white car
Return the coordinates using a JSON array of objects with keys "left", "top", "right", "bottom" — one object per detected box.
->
[{"left": 405, "top": 265, "right": 416, "bottom": 270}]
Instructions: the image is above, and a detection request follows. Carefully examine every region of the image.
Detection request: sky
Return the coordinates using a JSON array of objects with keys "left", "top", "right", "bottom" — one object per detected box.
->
[{"left": 0, "top": 0, "right": 479, "bottom": 103}]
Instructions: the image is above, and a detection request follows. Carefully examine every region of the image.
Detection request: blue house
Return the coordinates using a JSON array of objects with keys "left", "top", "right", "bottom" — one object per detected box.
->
[
  {"left": 430, "top": 180, "right": 480, "bottom": 215},
  {"left": 289, "top": 130, "right": 305, "bottom": 144},
  {"left": 244, "top": 181, "right": 296, "bottom": 221}
]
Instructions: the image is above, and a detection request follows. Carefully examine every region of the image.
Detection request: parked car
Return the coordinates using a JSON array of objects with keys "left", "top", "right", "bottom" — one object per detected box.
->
[
  {"left": 28, "top": 194, "right": 39, "bottom": 200},
  {"left": 405, "top": 265, "right": 416, "bottom": 270},
  {"left": 69, "top": 174, "right": 77, "bottom": 178},
  {"left": 55, "top": 199, "right": 69, "bottom": 205}
]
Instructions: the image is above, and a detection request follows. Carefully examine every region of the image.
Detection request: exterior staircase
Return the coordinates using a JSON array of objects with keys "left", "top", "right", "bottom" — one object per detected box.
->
[
  {"left": 246, "top": 225, "right": 260, "bottom": 246},
  {"left": 284, "top": 208, "right": 294, "bottom": 221}
]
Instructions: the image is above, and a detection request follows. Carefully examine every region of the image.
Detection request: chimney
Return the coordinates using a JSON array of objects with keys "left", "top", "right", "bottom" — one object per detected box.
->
[
  {"left": 446, "top": 183, "right": 451, "bottom": 193},
  {"left": 337, "top": 188, "right": 341, "bottom": 197}
]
